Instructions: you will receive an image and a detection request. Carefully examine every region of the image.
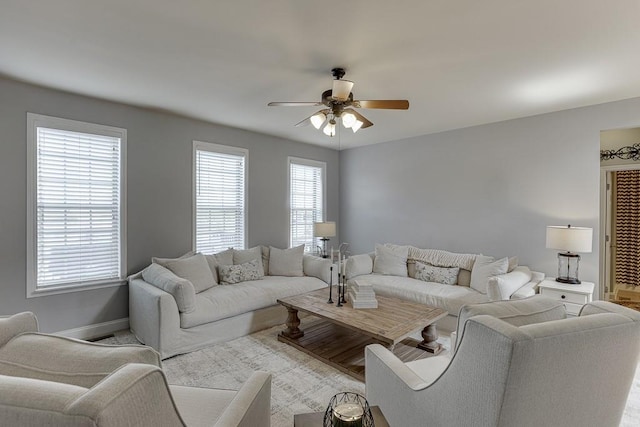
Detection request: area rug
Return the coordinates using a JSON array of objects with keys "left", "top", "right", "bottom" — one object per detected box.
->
[{"left": 100, "top": 321, "right": 640, "bottom": 427}]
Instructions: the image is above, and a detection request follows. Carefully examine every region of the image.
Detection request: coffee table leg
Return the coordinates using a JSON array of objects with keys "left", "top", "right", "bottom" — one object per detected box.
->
[
  {"left": 417, "top": 324, "right": 443, "bottom": 355},
  {"left": 282, "top": 307, "right": 304, "bottom": 339}
]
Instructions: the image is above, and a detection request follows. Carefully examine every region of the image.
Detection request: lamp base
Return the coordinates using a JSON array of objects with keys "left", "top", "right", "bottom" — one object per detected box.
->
[{"left": 556, "top": 276, "right": 582, "bottom": 285}]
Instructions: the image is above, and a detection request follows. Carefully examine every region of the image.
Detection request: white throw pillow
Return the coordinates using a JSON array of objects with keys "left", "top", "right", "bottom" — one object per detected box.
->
[
  {"left": 507, "top": 256, "right": 519, "bottom": 273},
  {"left": 470, "top": 256, "right": 509, "bottom": 294},
  {"left": 415, "top": 261, "right": 459, "bottom": 285},
  {"left": 373, "top": 243, "right": 408, "bottom": 277},
  {"left": 218, "top": 259, "right": 264, "bottom": 285},
  {"left": 269, "top": 245, "right": 304, "bottom": 277},
  {"left": 153, "top": 253, "right": 216, "bottom": 293}
]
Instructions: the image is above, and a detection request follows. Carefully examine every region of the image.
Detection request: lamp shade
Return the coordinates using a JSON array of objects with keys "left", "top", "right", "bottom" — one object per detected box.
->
[
  {"left": 314, "top": 221, "right": 336, "bottom": 238},
  {"left": 546, "top": 225, "right": 593, "bottom": 253},
  {"left": 331, "top": 79, "right": 354, "bottom": 101}
]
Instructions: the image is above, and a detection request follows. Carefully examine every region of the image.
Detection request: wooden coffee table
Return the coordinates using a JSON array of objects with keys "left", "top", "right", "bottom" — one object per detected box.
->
[{"left": 277, "top": 287, "right": 447, "bottom": 381}]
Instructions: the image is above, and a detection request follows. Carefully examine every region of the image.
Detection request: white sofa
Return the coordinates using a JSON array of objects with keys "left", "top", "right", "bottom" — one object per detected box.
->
[
  {"left": 345, "top": 244, "right": 544, "bottom": 332},
  {"left": 129, "top": 247, "right": 331, "bottom": 359}
]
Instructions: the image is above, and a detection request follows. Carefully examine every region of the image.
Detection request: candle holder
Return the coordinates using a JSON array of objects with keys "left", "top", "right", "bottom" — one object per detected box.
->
[
  {"left": 323, "top": 392, "right": 374, "bottom": 427},
  {"left": 340, "top": 274, "right": 347, "bottom": 304},
  {"left": 327, "top": 266, "right": 334, "bottom": 304}
]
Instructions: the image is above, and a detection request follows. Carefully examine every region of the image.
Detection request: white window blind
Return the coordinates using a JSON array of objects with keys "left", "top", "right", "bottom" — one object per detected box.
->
[
  {"left": 290, "top": 158, "right": 325, "bottom": 252},
  {"left": 194, "top": 142, "right": 247, "bottom": 254},
  {"left": 27, "top": 114, "right": 125, "bottom": 295}
]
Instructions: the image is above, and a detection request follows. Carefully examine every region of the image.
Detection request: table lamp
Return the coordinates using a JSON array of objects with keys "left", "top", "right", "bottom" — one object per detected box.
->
[
  {"left": 314, "top": 221, "right": 336, "bottom": 258},
  {"left": 545, "top": 225, "right": 593, "bottom": 284}
]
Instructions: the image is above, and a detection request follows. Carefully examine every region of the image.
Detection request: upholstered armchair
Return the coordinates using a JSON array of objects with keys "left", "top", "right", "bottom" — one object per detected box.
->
[
  {"left": 0, "top": 312, "right": 271, "bottom": 426},
  {"left": 365, "top": 298, "right": 640, "bottom": 427}
]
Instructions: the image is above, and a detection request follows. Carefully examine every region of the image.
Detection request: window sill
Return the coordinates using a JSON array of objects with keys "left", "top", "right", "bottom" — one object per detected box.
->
[{"left": 27, "top": 278, "right": 126, "bottom": 299}]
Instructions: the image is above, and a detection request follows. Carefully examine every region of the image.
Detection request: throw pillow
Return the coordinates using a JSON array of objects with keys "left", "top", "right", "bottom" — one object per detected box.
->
[
  {"left": 373, "top": 243, "right": 408, "bottom": 276},
  {"left": 507, "top": 256, "right": 519, "bottom": 273},
  {"left": 414, "top": 261, "right": 459, "bottom": 285},
  {"left": 203, "top": 248, "right": 234, "bottom": 284},
  {"left": 233, "top": 246, "right": 264, "bottom": 272},
  {"left": 470, "top": 256, "right": 509, "bottom": 294},
  {"left": 153, "top": 253, "right": 216, "bottom": 293},
  {"left": 269, "top": 245, "right": 304, "bottom": 276},
  {"left": 218, "top": 259, "right": 264, "bottom": 285},
  {"left": 141, "top": 263, "right": 196, "bottom": 313}
]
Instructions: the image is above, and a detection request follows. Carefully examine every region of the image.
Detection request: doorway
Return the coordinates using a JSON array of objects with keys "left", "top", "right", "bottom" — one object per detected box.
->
[{"left": 600, "top": 127, "right": 640, "bottom": 302}]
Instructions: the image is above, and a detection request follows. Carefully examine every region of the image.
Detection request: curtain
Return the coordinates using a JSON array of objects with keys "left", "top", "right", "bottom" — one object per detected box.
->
[{"left": 614, "top": 170, "right": 640, "bottom": 288}]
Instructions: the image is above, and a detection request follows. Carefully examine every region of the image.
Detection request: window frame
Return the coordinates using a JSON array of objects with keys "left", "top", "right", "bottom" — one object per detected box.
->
[
  {"left": 192, "top": 140, "right": 248, "bottom": 253},
  {"left": 288, "top": 156, "right": 327, "bottom": 252},
  {"left": 26, "top": 113, "right": 127, "bottom": 298}
]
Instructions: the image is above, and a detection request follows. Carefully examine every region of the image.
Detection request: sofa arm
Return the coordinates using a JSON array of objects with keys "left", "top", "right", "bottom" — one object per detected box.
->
[
  {"left": 129, "top": 277, "right": 182, "bottom": 357},
  {"left": 510, "top": 270, "right": 545, "bottom": 299},
  {"left": 345, "top": 253, "right": 374, "bottom": 280},
  {"left": 0, "top": 312, "right": 38, "bottom": 348},
  {"left": 303, "top": 255, "right": 332, "bottom": 283},
  {"left": 66, "top": 363, "right": 185, "bottom": 426},
  {"left": 214, "top": 371, "right": 272, "bottom": 427}
]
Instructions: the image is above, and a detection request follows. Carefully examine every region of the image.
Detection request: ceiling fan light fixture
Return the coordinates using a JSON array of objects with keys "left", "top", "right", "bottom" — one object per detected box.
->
[
  {"left": 310, "top": 112, "right": 326, "bottom": 129},
  {"left": 332, "top": 79, "right": 354, "bottom": 101},
  {"left": 323, "top": 120, "right": 336, "bottom": 137},
  {"left": 351, "top": 119, "right": 363, "bottom": 133},
  {"left": 342, "top": 112, "right": 356, "bottom": 128}
]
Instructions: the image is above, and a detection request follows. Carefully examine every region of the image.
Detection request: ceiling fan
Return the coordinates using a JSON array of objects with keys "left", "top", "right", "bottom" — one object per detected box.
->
[{"left": 268, "top": 68, "right": 409, "bottom": 137}]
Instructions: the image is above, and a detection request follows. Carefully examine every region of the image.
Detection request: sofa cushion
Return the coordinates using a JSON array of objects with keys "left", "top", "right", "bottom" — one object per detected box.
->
[
  {"left": 180, "top": 276, "right": 326, "bottom": 328},
  {"left": 269, "top": 245, "right": 304, "bottom": 276},
  {"left": 348, "top": 274, "right": 488, "bottom": 317},
  {"left": 470, "top": 256, "right": 508, "bottom": 294},
  {"left": 455, "top": 295, "right": 567, "bottom": 343},
  {"left": 142, "top": 263, "right": 196, "bottom": 313},
  {"left": 153, "top": 253, "right": 216, "bottom": 293},
  {"left": 219, "top": 259, "right": 264, "bottom": 285},
  {"left": 415, "top": 262, "right": 459, "bottom": 286},
  {"left": 486, "top": 266, "right": 533, "bottom": 301},
  {"left": 345, "top": 253, "right": 374, "bottom": 280},
  {"left": 373, "top": 244, "right": 408, "bottom": 277},
  {"left": 233, "top": 246, "right": 264, "bottom": 273},
  {"left": 0, "top": 333, "right": 161, "bottom": 388},
  {"left": 203, "top": 248, "right": 234, "bottom": 284}
]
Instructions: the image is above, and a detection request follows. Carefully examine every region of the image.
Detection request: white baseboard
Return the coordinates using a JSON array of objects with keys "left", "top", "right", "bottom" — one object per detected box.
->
[{"left": 56, "top": 317, "right": 129, "bottom": 340}]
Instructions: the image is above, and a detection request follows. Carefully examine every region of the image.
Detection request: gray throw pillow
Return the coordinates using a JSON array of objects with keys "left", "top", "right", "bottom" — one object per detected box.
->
[
  {"left": 153, "top": 253, "right": 216, "bottom": 293},
  {"left": 204, "top": 248, "right": 234, "bottom": 284},
  {"left": 415, "top": 261, "right": 459, "bottom": 285},
  {"left": 233, "top": 246, "right": 264, "bottom": 272},
  {"left": 269, "top": 245, "right": 304, "bottom": 276},
  {"left": 218, "top": 259, "right": 264, "bottom": 285}
]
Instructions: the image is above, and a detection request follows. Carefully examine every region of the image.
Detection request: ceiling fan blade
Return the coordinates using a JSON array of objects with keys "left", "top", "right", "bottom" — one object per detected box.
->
[
  {"left": 352, "top": 100, "right": 409, "bottom": 110},
  {"left": 295, "top": 109, "right": 331, "bottom": 128},
  {"left": 345, "top": 108, "right": 373, "bottom": 129},
  {"left": 268, "top": 102, "right": 323, "bottom": 107}
]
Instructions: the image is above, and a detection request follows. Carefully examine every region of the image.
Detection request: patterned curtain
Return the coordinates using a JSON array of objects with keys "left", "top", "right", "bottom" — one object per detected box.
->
[{"left": 614, "top": 170, "right": 640, "bottom": 288}]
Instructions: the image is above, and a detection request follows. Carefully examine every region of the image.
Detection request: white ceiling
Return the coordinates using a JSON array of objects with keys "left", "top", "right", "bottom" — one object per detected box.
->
[{"left": 2, "top": 0, "right": 640, "bottom": 150}]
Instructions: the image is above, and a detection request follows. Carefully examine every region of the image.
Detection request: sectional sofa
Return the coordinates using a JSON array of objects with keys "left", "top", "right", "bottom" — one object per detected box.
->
[
  {"left": 129, "top": 245, "right": 331, "bottom": 359},
  {"left": 345, "top": 244, "right": 544, "bottom": 332}
]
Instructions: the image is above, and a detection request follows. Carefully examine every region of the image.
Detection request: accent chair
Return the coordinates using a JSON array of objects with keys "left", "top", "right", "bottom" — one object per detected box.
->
[
  {"left": 0, "top": 312, "right": 271, "bottom": 426},
  {"left": 365, "top": 298, "right": 640, "bottom": 427}
]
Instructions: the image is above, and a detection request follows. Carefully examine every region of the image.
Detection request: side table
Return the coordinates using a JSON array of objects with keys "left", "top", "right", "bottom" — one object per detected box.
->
[
  {"left": 294, "top": 405, "right": 389, "bottom": 427},
  {"left": 538, "top": 279, "right": 594, "bottom": 315}
]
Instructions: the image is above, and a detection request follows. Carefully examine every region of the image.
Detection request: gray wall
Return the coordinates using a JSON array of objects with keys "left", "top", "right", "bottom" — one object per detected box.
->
[
  {"left": 0, "top": 77, "right": 339, "bottom": 332},
  {"left": 341, "top": 96, "right": 640, "bottom": 300}
]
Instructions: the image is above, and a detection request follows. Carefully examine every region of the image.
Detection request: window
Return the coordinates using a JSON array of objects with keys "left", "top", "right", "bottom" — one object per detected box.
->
[
  {"left": 193, "top": 141, "right": 247, "bottom": 254},
  {"left": 289, "top": 157, "right": 326, "bottom": 252},
  {"left": 26, "top": 113, "right": 126, "bottom": 297}
]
